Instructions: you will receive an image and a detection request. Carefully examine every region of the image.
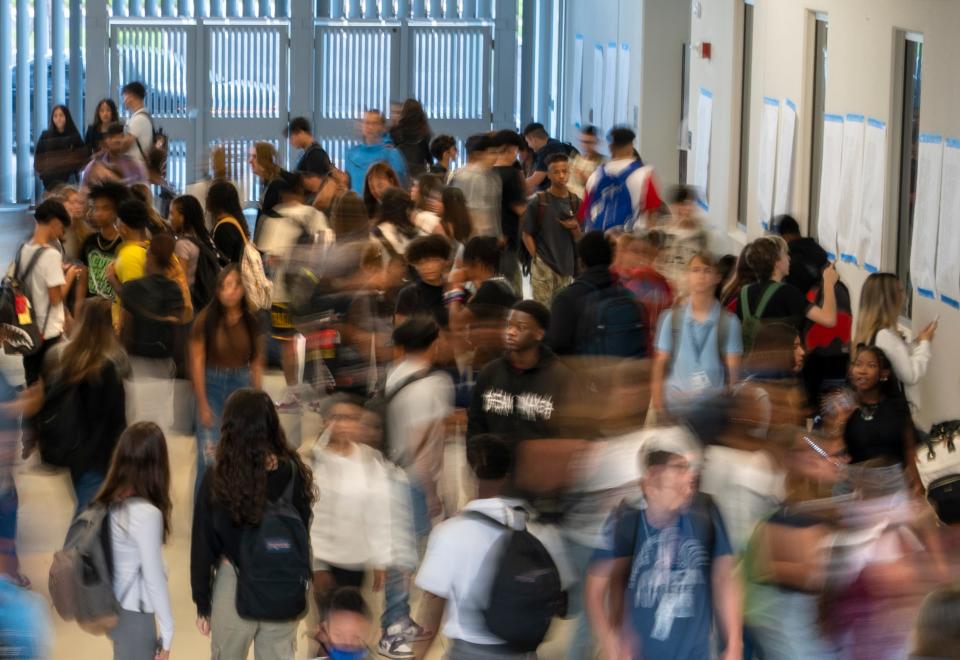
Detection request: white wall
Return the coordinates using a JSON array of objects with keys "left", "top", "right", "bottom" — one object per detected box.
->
[{"left": 688, "top": 0, "right": 960, "bottom": 427}]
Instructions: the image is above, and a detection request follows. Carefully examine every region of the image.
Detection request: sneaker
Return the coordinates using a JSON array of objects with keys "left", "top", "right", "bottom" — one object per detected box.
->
[
  {"left": 401, "top": 619, "right": 432, "bottom": 642},
  {"left": 378, "top": 625, "right": 415, "bottom": 660},
  {"left": 274, "top": 393, "right": 301, "bottom": 412}
]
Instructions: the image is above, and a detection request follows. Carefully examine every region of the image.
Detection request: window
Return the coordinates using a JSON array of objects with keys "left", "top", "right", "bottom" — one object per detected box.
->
[
  {"left": 808, "top": 15, "right": 828, "bottom": 239},
  {"left": 735, "top": 1, "right": 755, "bottom": 229},
  {"left": 894, "top": 33, "right": 923, "bottom": 319}
]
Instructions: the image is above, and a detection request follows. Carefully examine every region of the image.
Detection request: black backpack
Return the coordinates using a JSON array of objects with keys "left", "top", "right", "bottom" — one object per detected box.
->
[
  {"left": 575, "top": 281, "right": 648, "bottom": 358},
  {"left": 465, "top": 510, "right": 565, "bottom": 652},
  {"left": 0, "top": 245, "right": 52, "bottom": 356},
  {"left": 235, "top": 464, "right": 312, "bottom": 621},
  {"left": 33, "top": 380, "right": 84, "bottom": 467},
  {"left": 186, "top": 236, "right": 226, "bottom": 312},
  {"left": 365, "top": 369, "right": 434, "bottom": 463}
]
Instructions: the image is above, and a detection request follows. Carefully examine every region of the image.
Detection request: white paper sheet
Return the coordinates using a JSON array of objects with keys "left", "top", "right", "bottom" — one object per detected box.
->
[
  {"left": 836, "top": 114, "right": 865, "bottom": 264},
  {"left": 692, "top": 87, "right": 713, "bottom": 211},
  {"left": 756, "top": 97, "right": 779, "bottom": 230},
  {"left": 935, "top": 138, "right": 960, "bottom": 308},
  {"left": 616, "top": 43, "right": 630, "bottom": 125},
  {"left": 910, "top": 134, "right": 944, "bottom": 299},
  {"left": 857, "top": 118, "right": 887, "bottom": 272},
  {"left": 572, "top": 34, "right": 584, "bottom": 128},
  {"left": 591, "top": 45, "right": 604, "bottom": 127},
  {"left": 817, "top": 114, "right": 844, "bottom": 260},
  {"left": 602, "top": 42, "right": 617, "bottom": 131},
  {"left": 773, "top": 99, "right": 798, "bottom": 217}
]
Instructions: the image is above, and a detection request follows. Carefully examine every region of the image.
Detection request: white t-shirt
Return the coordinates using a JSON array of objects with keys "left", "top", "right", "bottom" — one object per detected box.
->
[
  {"left": 125, "top": 109, "right": 154, "bottom": 163},
  {"left": 16, "top": 242, "right": 66, "bottom": 340},
  {"left": 257, "top": 202, "right": 332, "bottom": 303},
  {"left": 413, "top": 209, "right": 442, "bottom": 234},
  {"left": 110, "top": 498, "right": 174, "bottom": 651},
  {"left": 384, "top": 358, "right": 454, "bottom": 472},
  {"left": 416, "top": 497, "right": 574, "bottom": 645}
]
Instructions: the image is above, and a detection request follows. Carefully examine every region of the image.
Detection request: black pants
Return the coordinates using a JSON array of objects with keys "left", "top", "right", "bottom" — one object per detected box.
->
[{"left": 22, "top": 335, "right": 61, "bottom": 386}]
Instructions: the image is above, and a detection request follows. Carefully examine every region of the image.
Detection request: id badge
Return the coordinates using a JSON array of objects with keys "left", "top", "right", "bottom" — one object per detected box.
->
[{"left": 689, "top": 370, "right": 710, "bottom": 394}]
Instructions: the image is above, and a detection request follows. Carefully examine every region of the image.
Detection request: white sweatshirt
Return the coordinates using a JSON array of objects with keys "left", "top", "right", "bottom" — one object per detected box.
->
[
  {"left": 110, "top": 498, "right": 174, "bottom": 651},
  {"left": 874, "top": 327, "right": 931, "bottom": 404}
]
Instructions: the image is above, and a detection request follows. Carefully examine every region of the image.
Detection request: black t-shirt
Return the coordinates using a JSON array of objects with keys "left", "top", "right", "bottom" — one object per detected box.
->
[
  {"left": 786, "top": 237, "right": 828, "bottom": 295},
  {"left": 296, "top": 143, "right": 333, "bottom": 177},
  {"left": 468, "top": 277, "right": 519, "bottom": 321},
  {"left": 81, "top": 232, "right": 122, "bottom": 299},
  {"left": 395, "top": 280, "right": 446, "bottom": 326},
  {"left": 734, "top": 280, "right": 812, "bottom": 334},
  {"left": 844, "top": 396, "right": 913, "bottom": 464},
  {"left": 495, "top": 164, "right": 527, "bottom": 246}
]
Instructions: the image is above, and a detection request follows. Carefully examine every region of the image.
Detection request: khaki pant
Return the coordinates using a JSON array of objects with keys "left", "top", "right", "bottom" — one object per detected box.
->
[
  {"left": 530, "top": 255, "right": 573, "bottom": 306},
  {"left": 210, "top": 561, "right": 299, "bottom": 660}
]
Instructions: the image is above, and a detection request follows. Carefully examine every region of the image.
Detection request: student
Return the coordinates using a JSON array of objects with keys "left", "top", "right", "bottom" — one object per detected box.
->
[
  {"left": 389, "top": 98, "right": 433, "bottom": 180},
  {"left": 373, "top": 187, "right": 424, "bottom": 258},
  {"left": 92, "top": 421, "right": 174, "bottom": 660},
  {"left": 84, "top": 98, "right": 120, "bottom": 155},
  {"left": 169, "top": 194, "right": 212, "bottom": 290},
  {"left": 468, "top": 300, "right": 570, "bottom": 442},
  {"left": 345, "top": 109, "right": 408, "bottom": 194},
  {"left": 614, "top": 233, "right": 674, "bottom": 355},
  {"left": 586, "top": 436, "right": 741, "bottom": 660},
  {"left": 207, "top": 179, "right": 250, "bottom": 265},
  {"left": 16, "top": 200, "right": 82, "bottom": 384},
  {"left": 191, "top": 389, "right": 315, "bottom": 660},
  {"left": 309, "top": 396, "right": 393, "bottom": 615},
  {"left": 911, "top": 583, "right": 960, "bottom": 659},
  {"left": 732, "top": 236, "right": 838, "bottom": 341},
  {"left": 522, "top": 152, "right": 580, "bottom": 306},
  {"left": 363, "top": 162, "right": 402, "bottom": 219},
  {"left": 853, "top": 271, "right": 936, "bottom": 406},
  {"left": 415, "top": 433, "right": 573, "bottom": 660},
  {"left": 522, "top": 122, "right": 573, "bottom": 192},
  {"left": 651, "top": 252, "right": 743, "bottom": 424},
  {"left": 491, "top": 130, "right": 529, "bottom": 293},
  {"left": 411, "top": 173, "right": 446, "bottom": 235},
  {"left": 657, "top": 185, "right": 709, "bottom": 295},
  {"left": 33, "top": 104, "right": 86, "bottom": 189},
  {"left": 82, "top": 182, "right": 129, "bottom": 300},
  {"left": 445, "top": 236, "right": 519, "bottom": 334},
  {"left": 449, "top": 134, "right": 502, "bottom": 239},
  {"left": 80, "top": 122, "right": 147, "bottom": 186},
  {"left": 249, "top": 141, "right": 294, "bottom": 242},
  {"left": 314, "top": 587, "right": 376, "bottom": 660},
  {"left": 568, "top": 125, "right": 603, "bottom": 198},
  {"left": 394, "top": 235, "right": 451, "bottom": 326},
  {"left": 775, "top": 214, "right": 829, "bottom": 295},
  {"left": 189, "top": 265, "right": 264, "bottom": 497},
  {"left": 105, "top": 200, "right": 152, "bottom": 325},
  {"left": 286, "top": 116, "right": 335, "bottom": 179},
  {"left": 580, "top": 127, "right": 661, "bottom": 232},
  {"left": 379, "top": 318, "right": 454, "bottom": 660},
  {"left": 437, "top": 187, "right": 473, "bottom": 258},
  {"left": 55, "top": 184, "right": 91, "bottom": 262},
  {"left": 120, "top": 81, "right": 154, "bottom": 163},
  {"left": 428, "top": 134, "right": 457, "bottom": 181}
]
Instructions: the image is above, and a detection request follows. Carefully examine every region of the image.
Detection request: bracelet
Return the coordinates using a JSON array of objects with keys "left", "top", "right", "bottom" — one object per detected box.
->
[{"left": 443, "top": 289, "right": 466, "bottom": 305}]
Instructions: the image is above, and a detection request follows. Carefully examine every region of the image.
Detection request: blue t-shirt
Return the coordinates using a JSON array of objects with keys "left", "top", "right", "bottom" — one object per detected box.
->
[
  {"left": 655, "top": 301, "right": 742, "bottom": 410},
  {"left": 594, "top": 498, "right": 733, "bottom": 660}
]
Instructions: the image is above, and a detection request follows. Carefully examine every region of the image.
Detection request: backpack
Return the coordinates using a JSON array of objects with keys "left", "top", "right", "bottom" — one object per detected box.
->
[
  {"left": 185, "top": 236, "right": 226, "bottom": 312},
  {"left": 0, "top": 245, "right": 52, "bottom": 356},
  {"left": 668, "top": 302, "right": 733, "bottom": 373},
  {"left": 575, "top": 281, "right": 648, "bottom": 358},
  {"left": 464, "top": 509, "right": 565, "bottom": 652},
  {"left": 740, "top": 281, "right": 784, "bottom": 354},
  {"left": 586, "top": 160, "right": 644, "bottom": 233},
  {"left": 48, "top": 504, "right": 140, "bottom": 635},
  {"left": 214, "top": 216, "right": 273, "bottom": 311},
  {"left": 33, "top": 380, "right": 84, "bottom": 467},
  {"left": 235, "top": 463, "right": 312, "bottom": 621},
  {"left": 132, "top": 109, "right": 168, "bottom": 174},
  {"left": 365, "top": 369, "right": 434, "bottom": 463}
]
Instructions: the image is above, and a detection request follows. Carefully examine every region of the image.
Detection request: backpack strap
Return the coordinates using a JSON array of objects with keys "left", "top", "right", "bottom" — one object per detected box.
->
[
  {"left": 463, "top": 508, "right": 526, "bottom": 532},
  {"left": 384, "top": 368, "right": 433, "bottom": 405},
  {"left": 214, "top": 216, "right": 250, "bottom": 245},
  {"left": 279, "top": 459, "right": 298, "bottom": 504},
  {"left": 754, "top": 282, "right": 783, "bottom": 319},
  {"left": 15, "top": 244, "right": 54, "bottom": 338},
  {"left": 668, "top": 304, "right": 684, "bottom": 372}
]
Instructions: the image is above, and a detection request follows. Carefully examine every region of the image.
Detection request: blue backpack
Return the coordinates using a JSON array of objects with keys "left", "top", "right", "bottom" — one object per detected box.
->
[
  {"left": 576, "top": 281, "right": 648, "bottom": 358},
  {"left": 587, "top": 160, "right": 644, "bottom": 232}
]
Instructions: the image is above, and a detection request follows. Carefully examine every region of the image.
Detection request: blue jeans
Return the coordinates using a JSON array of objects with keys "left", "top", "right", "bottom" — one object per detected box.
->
[
  {"left": 562, "top": 535, "right": 598, "bottom": 660},
  {"left": 70, "top": 469, "right": 105, "bottom": 518},
  {"left": 195, "top": 367, "right": 250, "bottom": 500},
  {"left": 381, "top": 480, "right": 431, "bottom": 631}
]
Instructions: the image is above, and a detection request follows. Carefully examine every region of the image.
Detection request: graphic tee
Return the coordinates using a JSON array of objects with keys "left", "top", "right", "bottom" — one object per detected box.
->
[{"left": 81, "top": 232, "right": 122, "bottom": 299}]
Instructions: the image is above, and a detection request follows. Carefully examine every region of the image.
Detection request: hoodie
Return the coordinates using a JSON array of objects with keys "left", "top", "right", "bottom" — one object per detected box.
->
[
  {"left": 344, "top": 140, "right": 408, "bottom": 194},
  {"left": 467, "top": 345, "right": 570, "bottom": 441}
]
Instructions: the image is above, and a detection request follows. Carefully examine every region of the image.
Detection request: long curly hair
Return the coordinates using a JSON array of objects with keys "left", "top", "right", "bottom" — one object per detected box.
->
[{"left": 212, "top": 388, "right": 316, "bottom": 526}]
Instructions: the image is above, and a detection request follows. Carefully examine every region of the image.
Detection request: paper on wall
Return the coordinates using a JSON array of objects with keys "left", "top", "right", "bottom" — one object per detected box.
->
[
  {"left": 692, "top": 87, "right": 713, "bottom": 211},
  {"left": 591, "top": 45, "right": 604, "bottom": 128},
  {"left": 910, "top": 134, "right": 944, "bottom": 299},
  {"left": 817, "top": 114, "right": 844, "bottom": 261},
  {"left": 773, "top": 99, "right": 798, "bottom": 217},
  {"left": 602, "top": 42, "right": 617, "bottom": 131},
  {"left": 756, "top": 97, "right": 779, "bottom": 231},
  {"left": 935, "top": 138, "right": 960, "bottom": 308},
  {"left": 836, "top": 114, "right": 865, "bottom": 264},
  {"left": 857, "top": 118, "right": 887, "bottom": 272},
  {"left": 617, "top": 43, "right": 631, "bottom": 125},
  {"left": 572, "top": 34, "right": 584, "bottom": 128}
]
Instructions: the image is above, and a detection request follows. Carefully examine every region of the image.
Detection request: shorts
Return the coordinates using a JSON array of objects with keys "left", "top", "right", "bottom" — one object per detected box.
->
[{"left": 270, "top": 303, "right": 296, "bottom": 341}]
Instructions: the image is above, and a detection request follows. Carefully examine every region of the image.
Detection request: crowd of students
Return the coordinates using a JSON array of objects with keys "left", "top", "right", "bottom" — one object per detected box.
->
[{"left": 5, "top": 79, "right": 960, "bottom": 660}]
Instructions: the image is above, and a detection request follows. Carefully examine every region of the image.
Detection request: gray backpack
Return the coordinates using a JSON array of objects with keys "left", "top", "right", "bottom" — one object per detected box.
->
[{"left": 48, "top": 504, "right": 140, "bottom": 635}]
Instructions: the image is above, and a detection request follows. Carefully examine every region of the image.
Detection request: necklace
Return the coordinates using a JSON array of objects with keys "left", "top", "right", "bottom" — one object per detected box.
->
[
  {"left": 96, "top": 232, "right": 120, "bottom": 252},
  {"left": 860, "top": 402, "right": 879, "bottom": 421}
]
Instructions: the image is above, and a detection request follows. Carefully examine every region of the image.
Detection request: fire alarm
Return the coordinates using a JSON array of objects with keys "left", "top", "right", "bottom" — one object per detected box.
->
[{"left": 701, "top": 42, "right": 712, "bottom": 59}]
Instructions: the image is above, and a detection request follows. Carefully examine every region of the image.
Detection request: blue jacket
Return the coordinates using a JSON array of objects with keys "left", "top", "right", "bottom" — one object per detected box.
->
[{"left": 345, "top": 140, "right": 408, "bottom": 193}]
